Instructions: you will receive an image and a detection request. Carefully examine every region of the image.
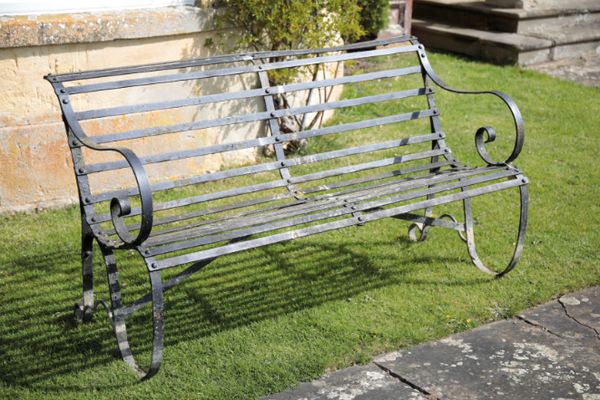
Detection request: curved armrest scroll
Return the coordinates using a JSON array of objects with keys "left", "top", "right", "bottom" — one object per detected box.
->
[
  {"left": 416, "top": 45, "right": 524, "bottom": 166},
  {"left": 49, "top": 81, "right": 153, "bottom": 248},
  {"left": 81, "top": 144, "right": 153, "bottom": 248},
  {"left": 106, "top": 147, "right": 154, "bottom": 248}
]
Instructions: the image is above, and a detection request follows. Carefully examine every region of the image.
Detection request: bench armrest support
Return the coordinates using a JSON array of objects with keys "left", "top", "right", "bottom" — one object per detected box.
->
[
  {"left": 417, "top": 45, "right": 524, "bottom": 166},
  {"left": 106, "top": 147, "right": 154, "bottom": 248},
  {"left": 50, "top": 81, "right": 154, "bottom": 248},
  {"left": 79, "top": 140, "right": 154, "bottom": 248}
]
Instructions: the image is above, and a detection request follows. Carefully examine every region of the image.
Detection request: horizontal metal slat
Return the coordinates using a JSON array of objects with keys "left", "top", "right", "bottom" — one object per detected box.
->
[
  {"left": 148, "top": 167, "right": 490, "bottom": 254},
  {"left": 76, "top": 66, "right": 423, "bottom": 121},
  {"left": 141, "top": 161, "right": 461, "bottom": 239},
  {"left": 84, "top": 111, "right": 438, "bottom": 174},
  {"left": 145, "top": 167, "right": 486, "bottom": 247},
  {"left": 90, "top": 143, "right": 445, "bottom": 204},
  {"left": 92, "top": 153, "right": 452, "bottom": 225},
  {"left": 67, "top": 45, "right": 420, "bottom": 94},
  {"left": 86, "top": 88, "right": 431, "bottom": 145},
  {"left": 52, "top": 35, "right": 414, "bottom": 82}
]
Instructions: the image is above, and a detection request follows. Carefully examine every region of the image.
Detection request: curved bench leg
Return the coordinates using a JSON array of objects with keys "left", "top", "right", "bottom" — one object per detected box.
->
[
  {"left": 75, "top": 218, "right": 95, "bottom": 322},
  {"left": 462, "top": 183, "right": 529, "bottom": 276},
  {"left": 99, "top": 246, "right": 165, "bottom": 380}
]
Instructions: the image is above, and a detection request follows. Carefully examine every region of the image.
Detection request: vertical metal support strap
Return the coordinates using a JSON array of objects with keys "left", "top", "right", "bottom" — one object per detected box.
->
[{"left": 257, "top": 69, "right": 303, "bottom": 198}]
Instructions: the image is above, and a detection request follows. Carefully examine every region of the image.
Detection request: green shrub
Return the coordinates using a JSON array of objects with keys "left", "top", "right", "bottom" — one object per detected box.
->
[
  {"left": 356, "top": 0, "right": 389, "bottom": 41},
  {"left": 217, "top": 0, "right": 363, "bottom": 59},
  {"left": 216, "top": 1, "right": 365, "bottom": 152}
]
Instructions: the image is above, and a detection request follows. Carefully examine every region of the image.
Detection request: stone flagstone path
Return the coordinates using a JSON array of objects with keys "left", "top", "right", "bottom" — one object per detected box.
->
[{"left": 265, "top": 286, "right": 600, "bottom": 400}]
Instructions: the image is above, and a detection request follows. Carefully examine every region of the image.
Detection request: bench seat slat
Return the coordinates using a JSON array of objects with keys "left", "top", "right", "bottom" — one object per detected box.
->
[
  {"left": 153, "top": 168, "right": 524, "bottom": 268},
  {"left": 90, "top": 149, "right": 446, "bottom": 210},
  {"left": 67, "top": 45, "right": 420, "bottom": 94},
  {"left": 144, "top": 166, "right": 484, "bottom": 247},
  {"left": 135, "top": 161, "right": 461, "bottom": 238},
  {"left": 94, "top": 159, "right": 456, "bottom": 228},
  {"left": 146, "top": 167, "right": 512, "bottom": 253}
]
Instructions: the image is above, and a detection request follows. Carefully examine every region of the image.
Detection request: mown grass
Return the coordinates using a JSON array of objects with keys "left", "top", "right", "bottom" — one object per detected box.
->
[{"left": 1, "top": 51, "right": 600, "bottom": 399}]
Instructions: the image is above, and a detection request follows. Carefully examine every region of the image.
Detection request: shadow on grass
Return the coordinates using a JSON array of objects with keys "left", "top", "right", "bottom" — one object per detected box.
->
[{"left": 0, "top": 234, "right": 487, "bottom": 391}]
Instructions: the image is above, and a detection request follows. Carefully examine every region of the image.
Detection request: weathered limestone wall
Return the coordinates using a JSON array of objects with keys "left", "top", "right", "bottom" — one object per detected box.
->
[{"left": 0, "top": 6, "right": 343, "bottom": 214}]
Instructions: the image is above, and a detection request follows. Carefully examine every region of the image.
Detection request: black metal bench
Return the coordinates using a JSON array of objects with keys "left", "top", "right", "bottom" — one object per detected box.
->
[{"left": 46, "top": 35, "right": 528, "bottom": 380}]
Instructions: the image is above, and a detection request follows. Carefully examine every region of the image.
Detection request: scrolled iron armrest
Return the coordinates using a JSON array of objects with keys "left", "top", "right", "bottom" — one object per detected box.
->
[
  {"left": 78, "top": 138, "right": 154, "bottom": 248},
  {"left": 106, "top": 147, "right": 154, "bottom": 248},
  {"left": 49, "top": 81, "right": 154, "bottom": 247},
  {"left": 417, "top": 45, "right": 524, "bottom": 166}
]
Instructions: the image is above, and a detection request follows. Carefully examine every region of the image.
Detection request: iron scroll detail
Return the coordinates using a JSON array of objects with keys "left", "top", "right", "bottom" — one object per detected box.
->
[
  {"left": 48, "top": 79, "right": 154, "bottom": 249},
  {"left": 415, "top": 44, "right": 524, "bottom": 166},
  {"left": 105, "top": 147, "right": 154, "bottom": 248}
]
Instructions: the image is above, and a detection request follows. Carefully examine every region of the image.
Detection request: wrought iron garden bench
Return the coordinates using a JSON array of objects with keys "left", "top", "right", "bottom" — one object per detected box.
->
[{"left": 46, "top": 35, "right": 528, "bottom": 380}]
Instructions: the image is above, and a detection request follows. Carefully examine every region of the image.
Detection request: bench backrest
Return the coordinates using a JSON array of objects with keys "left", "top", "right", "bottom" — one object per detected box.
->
[{"left": 47, "top": 36, "right": 453, "bottom": 232}]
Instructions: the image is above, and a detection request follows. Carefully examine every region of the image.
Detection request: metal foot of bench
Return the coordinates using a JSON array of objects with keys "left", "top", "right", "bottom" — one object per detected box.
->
[
  {"left": 407, "top": 221, "right": 430, "bottom": 242},
  {"left": 406, "top": 213, "right": 466, "bottom": 242},
  {"left": 98, "top": 246, "right": 165, "bottom": 380},
  {"left": 462, "top": 183, "right": 529, "bottom": 276}
]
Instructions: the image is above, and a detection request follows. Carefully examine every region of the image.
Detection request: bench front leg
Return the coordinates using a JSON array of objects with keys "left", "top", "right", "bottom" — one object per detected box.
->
[
  {"left": 462, "top": 180, "right": 529, "bottom": 276},
  {"left": 98, "top": 246, "right": 165, "bottom": 379},
  {"left": 74, "top": 212, "right": 95, "bottom": 322}
]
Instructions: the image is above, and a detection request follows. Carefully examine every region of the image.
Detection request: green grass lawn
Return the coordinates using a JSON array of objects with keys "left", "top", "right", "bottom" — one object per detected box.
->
[{"left": 1, "top": 51, "right": 600, "bottom": 399}]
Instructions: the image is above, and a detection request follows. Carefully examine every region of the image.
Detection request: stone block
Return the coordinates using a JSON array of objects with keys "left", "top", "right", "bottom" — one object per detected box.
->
[
  {"left": 375, "top": 319, "right": 600, "bottom": 399},
  {"left": 264, "top": 364, "right": 426, "bottom": 400}
]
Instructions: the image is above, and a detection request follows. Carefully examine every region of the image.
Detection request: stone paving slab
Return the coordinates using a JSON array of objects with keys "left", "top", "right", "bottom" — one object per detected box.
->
[
  {"left": 264, "top": 364, "right": 426, "bottom": 400},
  {"left": 375, "top": 319, "right": 600, "bottom": 399},
  {"left": 265, "top": 286, "right": 600, "bottom": 400},
  {"left": 559, "top": 286, "right": 600, "bottom": 333},
  {"left": 519, "top": 287, "right": 600, "bottom": 344}
]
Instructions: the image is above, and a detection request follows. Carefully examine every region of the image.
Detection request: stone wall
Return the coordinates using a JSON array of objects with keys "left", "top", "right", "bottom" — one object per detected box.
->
[{"left": 0, "top": 5, "right": 343, "bottom": 214}]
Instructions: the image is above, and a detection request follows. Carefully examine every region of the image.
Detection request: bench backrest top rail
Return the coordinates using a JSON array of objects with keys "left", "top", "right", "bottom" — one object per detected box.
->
[{"left": 47, "top": 35, "right": 415, "bottom": 82}]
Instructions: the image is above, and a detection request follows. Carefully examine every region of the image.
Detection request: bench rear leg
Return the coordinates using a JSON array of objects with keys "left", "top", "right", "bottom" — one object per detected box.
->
[
  {"left": 74, "top": 217, "right": 95, "bottom": 322},
  {"left": 99, "top": 246, "right": 165, "bottom": 379},
  {"left": 462, "top": 183, "right": 529, "bottom": 276}
]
